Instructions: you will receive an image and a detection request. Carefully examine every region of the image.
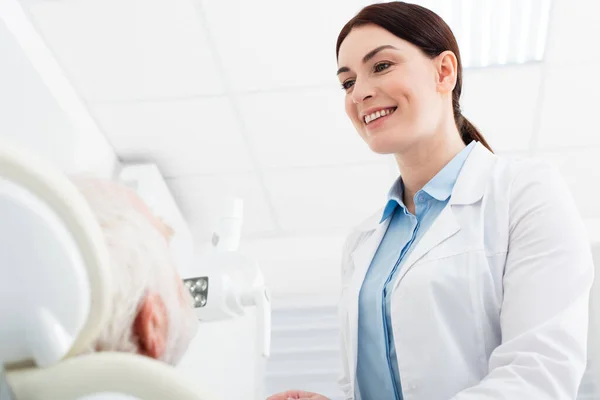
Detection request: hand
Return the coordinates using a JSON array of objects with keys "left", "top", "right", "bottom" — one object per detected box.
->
[{"left": 267, "top": 390, "right": 329, "bottom": 400}]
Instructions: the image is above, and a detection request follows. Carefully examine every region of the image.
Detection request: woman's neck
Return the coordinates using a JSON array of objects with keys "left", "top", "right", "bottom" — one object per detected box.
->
[{"left": 395, "top": 128, "right": 466, "bottom": 210}]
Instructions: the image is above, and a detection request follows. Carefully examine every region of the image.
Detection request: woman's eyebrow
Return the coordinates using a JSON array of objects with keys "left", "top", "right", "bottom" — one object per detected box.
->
[{"left": 337, "top": 45, "right": 399, "bottom": 75}]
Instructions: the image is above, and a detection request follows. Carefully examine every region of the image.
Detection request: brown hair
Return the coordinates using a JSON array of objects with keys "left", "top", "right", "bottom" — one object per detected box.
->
[{"left": 336, "top": 2, "right": 492, "bottom": 152}]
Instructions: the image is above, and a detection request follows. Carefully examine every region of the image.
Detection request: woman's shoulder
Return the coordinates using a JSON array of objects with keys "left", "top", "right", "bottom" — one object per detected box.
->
[
  {"left": 487, "top": 153, "right": 565, "bottom": 195},
  {"left": 488, "top": 153, "right": 576, "bottom": 220}
]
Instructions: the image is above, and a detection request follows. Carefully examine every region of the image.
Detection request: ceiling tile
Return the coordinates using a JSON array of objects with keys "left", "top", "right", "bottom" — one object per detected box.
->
[
  {"left": 460, "top": 64, "right": 542, "bottom": 153},
  {"left": 537, "top": 62, "right": 600, "bottom": 150},
  {"left": 166, "top": 173, "right": 277, "bottom": 242},
  {"left": 264, "top": 163, "right": 394, "bottom": 232},
  {"left": 90, "top": 97, "right": 253, "bottom": 177},
  {"left": 238, "top": 88, "right": 383, "bottom": 168},
  {"left": 544, "top": 0, "right": 600, "bottom": 66},
  {"left": 27, "top": 0, "right": 223, "bottom": 101},
  {"left": 532, "top": 148, "right": 600, "bottom": 219},
  {"left": 201, "top": 0, "right": 372, "bottom": 92}
]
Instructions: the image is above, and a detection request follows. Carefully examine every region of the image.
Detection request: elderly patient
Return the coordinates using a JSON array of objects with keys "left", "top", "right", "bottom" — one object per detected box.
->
[{"left": 72, "top": 177, "right": 199, "bottom": 365}]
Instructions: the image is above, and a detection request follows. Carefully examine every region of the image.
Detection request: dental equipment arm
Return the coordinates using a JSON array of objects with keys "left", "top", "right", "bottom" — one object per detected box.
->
[
  {"left": 182, "top": 197, "right": 271, "bottom": 359},
  {"left": 184, "top": 254, "right": 272, "bottom": 358}
]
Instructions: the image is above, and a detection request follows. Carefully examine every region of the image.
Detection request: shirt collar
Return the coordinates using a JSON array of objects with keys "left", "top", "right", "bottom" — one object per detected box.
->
[
  {"left": 380, "top": 141, "right": 476, "bottom": 223},
  {"left": 380, "top": 177, "right": 405, "bottom": 223}
]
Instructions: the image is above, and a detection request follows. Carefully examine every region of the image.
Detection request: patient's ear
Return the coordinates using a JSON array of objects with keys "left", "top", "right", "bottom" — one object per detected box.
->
[{"left": 134, "top": 292, "right": 168, "bottom": 359}]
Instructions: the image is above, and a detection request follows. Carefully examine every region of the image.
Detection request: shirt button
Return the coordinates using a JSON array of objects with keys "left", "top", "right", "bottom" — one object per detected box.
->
[{"left": 417, "top": 194, "right": 426, "bottom": 203}]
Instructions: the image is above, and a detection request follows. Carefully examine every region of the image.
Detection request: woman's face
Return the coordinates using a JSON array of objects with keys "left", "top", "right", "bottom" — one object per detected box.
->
[{"left": 337, "top": 24, "right": 445, "bottom": 154}]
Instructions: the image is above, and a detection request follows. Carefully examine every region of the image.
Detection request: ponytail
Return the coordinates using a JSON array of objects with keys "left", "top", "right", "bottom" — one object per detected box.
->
[
  {"left": 453, "top": 92, "right": 493, "bottom": 152},
  {"left": 456, "top": 113, "right": 493, "bottom": 153}
]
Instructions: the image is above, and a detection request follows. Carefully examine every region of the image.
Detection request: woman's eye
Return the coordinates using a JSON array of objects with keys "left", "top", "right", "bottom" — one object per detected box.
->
[
  {"left": 341, "top": 80, "right": 355, "bottom": 90},
  {"left": 374, "top": 62, "right": 391, "bottom": 72}
]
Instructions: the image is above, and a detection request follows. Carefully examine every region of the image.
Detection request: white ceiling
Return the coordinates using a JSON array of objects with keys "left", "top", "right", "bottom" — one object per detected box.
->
[
  {"left": 23, "top": 0, "right": 225, "bottom": 101},
  {"left": 91, "top": 97, "right": 254, "bottom": 175},
  {"left": 12, "top": 0, "right": 600, "bottom": 278}
]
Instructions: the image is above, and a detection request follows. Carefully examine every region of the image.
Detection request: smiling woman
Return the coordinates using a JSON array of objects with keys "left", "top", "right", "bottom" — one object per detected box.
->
[
  {"left": 335, "top": 4, "right": 491, "bottom": 160},
  {"left": 268, "top": 2, "right": 594, "bottom": 400}
]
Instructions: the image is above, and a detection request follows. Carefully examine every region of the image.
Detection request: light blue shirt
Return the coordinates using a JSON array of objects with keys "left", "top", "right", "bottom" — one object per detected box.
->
[{"left": 355, "top": 142, "right": 475, "bottom": 400}]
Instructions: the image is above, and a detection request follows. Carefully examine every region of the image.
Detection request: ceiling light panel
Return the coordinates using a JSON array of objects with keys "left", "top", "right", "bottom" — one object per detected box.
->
[{"left": 413, "top": 0, "right": 552, "bottom": 68}]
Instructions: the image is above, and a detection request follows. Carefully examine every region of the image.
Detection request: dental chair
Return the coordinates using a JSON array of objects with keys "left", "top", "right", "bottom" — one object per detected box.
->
[{"left": 0, "top": 141, "right": 217, "bottom": 400}]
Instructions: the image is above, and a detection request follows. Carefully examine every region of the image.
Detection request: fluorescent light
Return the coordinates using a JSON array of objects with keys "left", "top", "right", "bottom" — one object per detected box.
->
[
  {"left": 441, "top": 0, "right": 454, "bottom": 30},
  {"left": 536, "top": 0, "right": 552, "bottom": 60},
  {"left": 517, "top": 0, "right": 533, "bottom": 64},
  {"left": 460, "top": 0, "right": 473, "bottom": 67},
  {"left": 409, "top": 0, "right": 553, "bottom": 68},
  {"left": 479, "top": 0, "right": 493, "bottom": 67},
  {"left": 497, "top": 0, "right": 511, "bottom": 65}
]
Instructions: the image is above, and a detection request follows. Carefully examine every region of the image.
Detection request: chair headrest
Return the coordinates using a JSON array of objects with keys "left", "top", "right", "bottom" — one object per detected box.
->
[
  {"left": 5, "top": 352, "right": 214, "bottom": 400},
  {"left": 0, "top": 140, "right": 112, "bottom": 367}
]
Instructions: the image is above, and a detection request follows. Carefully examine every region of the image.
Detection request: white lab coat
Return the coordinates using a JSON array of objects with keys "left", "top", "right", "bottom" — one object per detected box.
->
[{"left": 338, "top": 142, "right": 595, "bottom": 400}]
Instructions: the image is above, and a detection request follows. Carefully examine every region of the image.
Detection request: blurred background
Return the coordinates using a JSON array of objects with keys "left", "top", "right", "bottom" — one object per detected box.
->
[{"left": 1, "top": 0, "right": 599, "bottom": 399}]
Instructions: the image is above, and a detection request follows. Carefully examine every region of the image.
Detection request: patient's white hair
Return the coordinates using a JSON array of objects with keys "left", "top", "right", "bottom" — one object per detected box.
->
[{"left": 72, "top": 177, "right": 196, "bottom": 364}]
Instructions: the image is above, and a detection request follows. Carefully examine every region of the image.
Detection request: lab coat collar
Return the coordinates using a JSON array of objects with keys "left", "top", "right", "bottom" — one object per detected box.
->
[
  {"left": 379, "top": 141, "right": 477, "bottom": 223},
  {"left": 349, "top": 141, "right": 497, "bottom": 296},
  {"left": 448, "top": 141, "right": 496, "bottom": 206},
  {"left": 356, "top": 142, "right": 495, "bottom": 234}
]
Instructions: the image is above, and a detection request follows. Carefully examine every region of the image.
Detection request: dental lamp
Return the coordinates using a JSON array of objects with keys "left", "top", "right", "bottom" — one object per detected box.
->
[
  {"left": 118, "top": 165, "right": 272, "bottom": 359},
  {"left": 183, "top": 198, "right": 272, "bottom": 358}
]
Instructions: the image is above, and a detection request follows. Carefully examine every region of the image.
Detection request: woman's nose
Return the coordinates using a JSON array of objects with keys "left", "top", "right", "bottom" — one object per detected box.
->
[{"left": 351, "top": 79, "right": 375, "bottom": 104}]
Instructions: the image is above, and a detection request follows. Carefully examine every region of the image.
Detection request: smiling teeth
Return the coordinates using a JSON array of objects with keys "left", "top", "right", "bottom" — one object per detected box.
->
[{"left": 365, "top": 108, "right": 395, "bottom": 124}]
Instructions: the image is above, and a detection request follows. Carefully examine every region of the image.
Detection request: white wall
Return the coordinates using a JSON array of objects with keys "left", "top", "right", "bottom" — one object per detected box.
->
[
  {"left": 177, "top": 309, "right": 263, "bottom": 399},
  {"left": 239, "top": 234, "right": 347, "bottom": 303},
  {"left": 0, "top": 12, "right": 117, "bottom": 177}
]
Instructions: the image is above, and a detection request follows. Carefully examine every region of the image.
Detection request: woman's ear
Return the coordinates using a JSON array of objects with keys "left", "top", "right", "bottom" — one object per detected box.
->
[
  {"left": 435, "top": 50, "right": 458, "bottom": 93},
  {"left": 133, "top": 292, "right": 168, "bottom": 359}
]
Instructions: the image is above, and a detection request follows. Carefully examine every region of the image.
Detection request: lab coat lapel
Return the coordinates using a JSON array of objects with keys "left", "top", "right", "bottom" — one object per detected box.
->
[
  {"left": 347, "top": 216, "right": 390, "bottom": 383},
  {"left": 392, "top": 142, "right": 497, "bottom": 290},
  {"left": 392, "top": 204, "right": 460, "bottom": 288},
  {"left": 350, "top": 219, "right": 390, "bottom": 292}
]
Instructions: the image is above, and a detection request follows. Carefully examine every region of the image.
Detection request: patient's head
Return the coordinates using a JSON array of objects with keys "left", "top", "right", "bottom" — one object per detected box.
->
[{"left": 72, "top": 177, "right": 198, "bottom": 365}]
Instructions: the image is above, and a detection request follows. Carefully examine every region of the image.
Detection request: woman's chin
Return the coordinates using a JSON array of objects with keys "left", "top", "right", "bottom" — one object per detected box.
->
[{"left": 366, "top": 137, "right": 401, "bottom": 155}]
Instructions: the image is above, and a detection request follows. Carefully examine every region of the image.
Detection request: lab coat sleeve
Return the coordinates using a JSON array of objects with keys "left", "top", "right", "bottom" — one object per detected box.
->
[
  {"left": 338, "top": 304, "right": 353, "bottom": 400},
  {"left": 338, "top": 230, "right": 364, "bottom": 400},
  {"left": 450, "top": 162, "right": 594, "bottom": 400}
]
